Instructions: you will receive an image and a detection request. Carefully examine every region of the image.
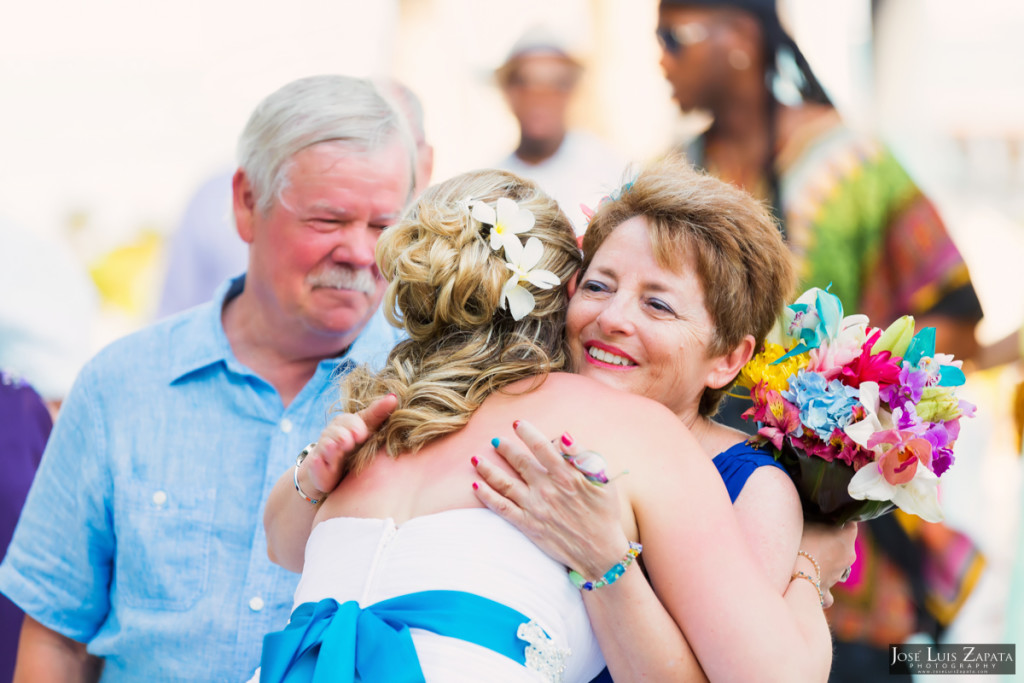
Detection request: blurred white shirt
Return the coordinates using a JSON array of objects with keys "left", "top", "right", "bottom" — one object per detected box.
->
[
  {"left": 496, "top": 131, "right": 629, "bottom": 235},
  {"left": 0, "top": 219, "right": 99, "bottom": 400}
]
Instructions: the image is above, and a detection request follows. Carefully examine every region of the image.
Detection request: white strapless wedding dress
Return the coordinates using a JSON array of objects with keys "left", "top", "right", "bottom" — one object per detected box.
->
[{"left": 288, "top": 507, "right": 605, "bottom": 682}]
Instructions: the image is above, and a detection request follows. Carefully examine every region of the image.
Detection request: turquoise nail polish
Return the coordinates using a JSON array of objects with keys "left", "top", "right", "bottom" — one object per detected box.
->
[{"left": 490, "top": 437, "right": 500, "bottom": 448}]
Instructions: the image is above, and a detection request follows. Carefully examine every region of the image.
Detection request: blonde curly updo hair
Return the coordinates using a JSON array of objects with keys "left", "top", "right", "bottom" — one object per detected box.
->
[{"left": 341, "top": 168, "right": 581, "bottom": 475}]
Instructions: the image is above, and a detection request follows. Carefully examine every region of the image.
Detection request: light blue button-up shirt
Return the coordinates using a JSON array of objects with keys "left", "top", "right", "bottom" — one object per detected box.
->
[{"left": 0, "top": 277, "right": 404, "bottom": 681}]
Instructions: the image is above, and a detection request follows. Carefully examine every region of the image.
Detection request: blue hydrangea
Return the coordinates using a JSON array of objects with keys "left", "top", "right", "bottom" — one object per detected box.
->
[{"left": 781, "top": 369, "right": 861, "bottom": 441}]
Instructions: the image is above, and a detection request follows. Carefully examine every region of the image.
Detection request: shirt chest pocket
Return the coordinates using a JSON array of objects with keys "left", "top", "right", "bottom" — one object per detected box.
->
[{"left": 114, "top": 485, "right": 217, "bottom": 611}]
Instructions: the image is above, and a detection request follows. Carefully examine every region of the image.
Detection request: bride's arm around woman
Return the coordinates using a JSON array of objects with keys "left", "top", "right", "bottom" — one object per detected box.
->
[{"left": 262, "top": 167, "right": 842, "bottom": 681}]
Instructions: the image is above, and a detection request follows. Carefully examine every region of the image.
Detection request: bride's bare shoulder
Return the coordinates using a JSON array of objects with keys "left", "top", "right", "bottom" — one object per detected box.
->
[
  {"left": 535, "top": 374, "right": 706, "bottom": 485},
  {"left": 538, "top": 373, "right": 681, "bottom": 423}
]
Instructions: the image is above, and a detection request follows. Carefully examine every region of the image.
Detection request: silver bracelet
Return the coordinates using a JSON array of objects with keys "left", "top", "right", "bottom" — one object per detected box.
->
[{"left": 293, "top": 442, "right": 321, "bottom": 505}]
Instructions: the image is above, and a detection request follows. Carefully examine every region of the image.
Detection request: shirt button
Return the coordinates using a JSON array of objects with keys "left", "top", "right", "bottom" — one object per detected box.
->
[
  {"left": 280, "top": 418, "right": 293, "bottom": 434},
  {"left": 249, "top": 596, "right": 265, "bottom": 612},
  {"left": 152, "top": 491, "right": 168, "bottom": 506}
]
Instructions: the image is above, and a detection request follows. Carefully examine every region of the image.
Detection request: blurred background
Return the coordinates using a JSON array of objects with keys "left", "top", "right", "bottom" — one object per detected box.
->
[
  {"left": 1, "top": 0, "right": 1021, "bottom": 672},
  {"left": 2, "top": 0, "right": 1022, "bottom": 343}
]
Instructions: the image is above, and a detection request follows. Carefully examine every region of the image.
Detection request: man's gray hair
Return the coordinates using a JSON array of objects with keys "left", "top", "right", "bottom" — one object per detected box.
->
[{"left": 237, "top": 75, "right": 416, "bottom": 214}]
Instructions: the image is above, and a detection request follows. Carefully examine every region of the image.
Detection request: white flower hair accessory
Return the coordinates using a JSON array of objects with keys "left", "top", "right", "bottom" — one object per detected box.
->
[
  {"left": 501, "top": 236, "right": 560, "bottom": 321},
  {"left": 471, "top": 197, "right": 535, "bottom": 253},
  {"left": 463, "top": 195, "right": 562, "bottom": 321}
]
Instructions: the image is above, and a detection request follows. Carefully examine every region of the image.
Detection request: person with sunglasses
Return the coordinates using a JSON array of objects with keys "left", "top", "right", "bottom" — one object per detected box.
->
[
  {"left": 654, "top": 2, "right": 986, "bottom": 680},
  {"left": 655, "top": 0, "right": 981, "bottom": 363}
]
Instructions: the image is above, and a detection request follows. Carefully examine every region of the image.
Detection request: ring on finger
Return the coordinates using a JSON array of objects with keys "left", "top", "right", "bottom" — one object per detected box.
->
[{"left": 560, "top": 449, "right": 612, "bottom": 485}]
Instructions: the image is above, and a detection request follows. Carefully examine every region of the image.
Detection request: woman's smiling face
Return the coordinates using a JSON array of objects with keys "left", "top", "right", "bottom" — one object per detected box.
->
[{"left": 567, "top": 216, "right": 724, "bottom": 420}]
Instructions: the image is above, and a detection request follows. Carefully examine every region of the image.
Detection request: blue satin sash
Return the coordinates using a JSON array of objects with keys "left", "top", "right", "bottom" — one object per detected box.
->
[{"left": 259, "top": 590, "right": 535, "bottom": 682}]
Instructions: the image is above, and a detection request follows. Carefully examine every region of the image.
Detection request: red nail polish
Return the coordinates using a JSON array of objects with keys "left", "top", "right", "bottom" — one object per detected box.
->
[
  {"left": 513, "top": 420, "right": 521, "bottom": 430},
  {"left": 386, "top": 392, "right": 397, "bottom": 399},
  {"left": 472, "top": 482, "right": 479, "bottom": 490},
  {"left": 471, "top": 456, "right": 479, "bottom": 466},
  {"left": 561, "top": 432, "right": 574, "bottom": 447}
]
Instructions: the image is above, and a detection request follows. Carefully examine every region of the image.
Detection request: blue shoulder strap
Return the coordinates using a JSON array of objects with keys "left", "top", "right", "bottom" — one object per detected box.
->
[{"left": 711, "top": 442, "right": 786, "bottom": 503}]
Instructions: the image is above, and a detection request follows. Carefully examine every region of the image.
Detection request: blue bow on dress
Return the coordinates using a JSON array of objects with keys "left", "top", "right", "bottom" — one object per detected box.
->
[{"left": 259, "top": 590, "right": 535, "bottom": 682}]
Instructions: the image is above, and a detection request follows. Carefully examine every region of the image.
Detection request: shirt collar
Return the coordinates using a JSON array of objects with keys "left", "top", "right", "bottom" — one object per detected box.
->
[
  {"left": 167, "top": 275, "right": 398, "bottom": 385},
  {"left": 166, "top": 276, "right": 245, "bottom": 384}
]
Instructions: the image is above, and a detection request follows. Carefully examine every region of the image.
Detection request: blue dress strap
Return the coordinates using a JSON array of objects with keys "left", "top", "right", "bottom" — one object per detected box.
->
[
  {"left": 711, "top": 441, "right": 786, "bottom": 503},
  {"left": 259, "top": 590, "right": 537, "bottom": 683}
]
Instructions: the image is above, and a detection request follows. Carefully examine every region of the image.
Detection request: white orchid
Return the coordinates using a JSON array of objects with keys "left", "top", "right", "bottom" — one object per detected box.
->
[
  {"left": 471, "top": 197, "right": 536, "bottom": 253},
  {"left": 501, "top": 236, "right": 560, "bottom": 321},
  {"left": 844, "top": 382, "right": 943, "bottom": 522},
  {"left": 843, "top": 381, "right": 893, "bottom": 448},
  {"left": 848, "top": 459, "right": 944, "bottom": 523}
]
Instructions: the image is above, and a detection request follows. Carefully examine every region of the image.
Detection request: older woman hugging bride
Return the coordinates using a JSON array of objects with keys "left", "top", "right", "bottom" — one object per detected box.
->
[{"left": 258, "top": 161, "right": 854, "bottom": 682}]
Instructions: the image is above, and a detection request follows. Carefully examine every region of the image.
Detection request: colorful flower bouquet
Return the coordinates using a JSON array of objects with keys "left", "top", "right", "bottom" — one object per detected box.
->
[{"left": 736, "top": 287, "right": 975, "bottom": 525}]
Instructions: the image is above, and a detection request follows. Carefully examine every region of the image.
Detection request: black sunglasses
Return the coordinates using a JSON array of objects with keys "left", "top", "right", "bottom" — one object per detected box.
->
[{"left": 655, "top": 23, "right": 710, "bottom": 55}]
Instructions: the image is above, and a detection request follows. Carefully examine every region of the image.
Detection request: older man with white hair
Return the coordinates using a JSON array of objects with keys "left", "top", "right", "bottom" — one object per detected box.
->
[{"left": 0, "top": 75, "right": 414, "bottom": 682}]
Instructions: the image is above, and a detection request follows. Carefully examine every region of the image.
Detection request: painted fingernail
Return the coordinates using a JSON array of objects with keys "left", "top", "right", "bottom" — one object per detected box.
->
[
  {"left": 561, "top": 432, "right": 574, "bottom": 447},
  {"left": 490, "top": 437, "right": 500, "bottom": 448},
  {"left": 472, "top": 482, "right": 479, "bottom": 490},
  {"left": 386, "top": 392, "right": 397, "bottom": 399},
  {"left": 513, "top": 419, "right": 521, "bottom": 430},
  {"left": 471, "top": 456, "right": 479, "bottom": 466}
]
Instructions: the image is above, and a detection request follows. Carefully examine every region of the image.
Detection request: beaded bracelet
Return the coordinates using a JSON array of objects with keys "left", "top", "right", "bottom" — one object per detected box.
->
[
  {"left": 790, "top": 570, "right": 824, "bottom": 607},
  {"left": 293, "top": 442, "right": 322, "bottom": 505},
  {"left": 569, "top": 542, "right": 643, "bottom": 591},
  {"left": 797, "top": 549, "right": 821, "bottom": 582}
]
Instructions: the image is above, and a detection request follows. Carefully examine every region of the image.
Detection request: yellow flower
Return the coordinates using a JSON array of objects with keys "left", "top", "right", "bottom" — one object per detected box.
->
[{"left": 737, "top": 343, "right": 809, "bottom": 392}]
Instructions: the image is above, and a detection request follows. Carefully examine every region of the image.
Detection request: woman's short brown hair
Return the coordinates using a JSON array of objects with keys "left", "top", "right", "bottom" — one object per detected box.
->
[{"left": 581, "top": 156, "right": 795, "bottom": 416}]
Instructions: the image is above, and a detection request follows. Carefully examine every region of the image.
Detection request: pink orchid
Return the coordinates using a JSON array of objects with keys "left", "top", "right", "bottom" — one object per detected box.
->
[
  {"left": 866, "top": 429, "right": 933, "bottom": 485},
  {"left": 848, "top": 430, "right": 943, "bottom": 523}
]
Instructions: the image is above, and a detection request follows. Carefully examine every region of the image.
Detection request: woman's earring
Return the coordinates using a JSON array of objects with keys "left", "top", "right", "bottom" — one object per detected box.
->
[{"left": 728, "top": 49, "right": 751, "bottom": 70}]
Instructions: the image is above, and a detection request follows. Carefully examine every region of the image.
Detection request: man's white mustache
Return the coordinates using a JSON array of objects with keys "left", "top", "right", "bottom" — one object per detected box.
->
[{"left": 306, "top": 266, "right": 379, "bottom": 295}]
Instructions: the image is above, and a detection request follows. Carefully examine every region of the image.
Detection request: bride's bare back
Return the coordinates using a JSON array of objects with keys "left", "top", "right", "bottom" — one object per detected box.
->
[{"left": 318, "top": 372, "right": 695, "bottom": 540}]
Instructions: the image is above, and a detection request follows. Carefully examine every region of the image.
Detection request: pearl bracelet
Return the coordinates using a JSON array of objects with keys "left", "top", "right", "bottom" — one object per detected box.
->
[
  {"left": 293, "top": 442, "right": 322, "bottom": 505},
  {"left": 797, "top": 549, "right": 821, "bottom": 582},
  {"left": 569, "top": 542, "right": 643, "bottom": 591},
  {"left": 790, "top": 570, "right": 824, "bottom": 607}
]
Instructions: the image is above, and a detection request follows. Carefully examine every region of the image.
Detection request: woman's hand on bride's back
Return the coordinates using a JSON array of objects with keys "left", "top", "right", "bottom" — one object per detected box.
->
[
  {"left": 472, "top": 420, "right": 630, "bottom": 579},
  {"left": 309, "top": 394, "right": 398, "bottom": 494}
]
